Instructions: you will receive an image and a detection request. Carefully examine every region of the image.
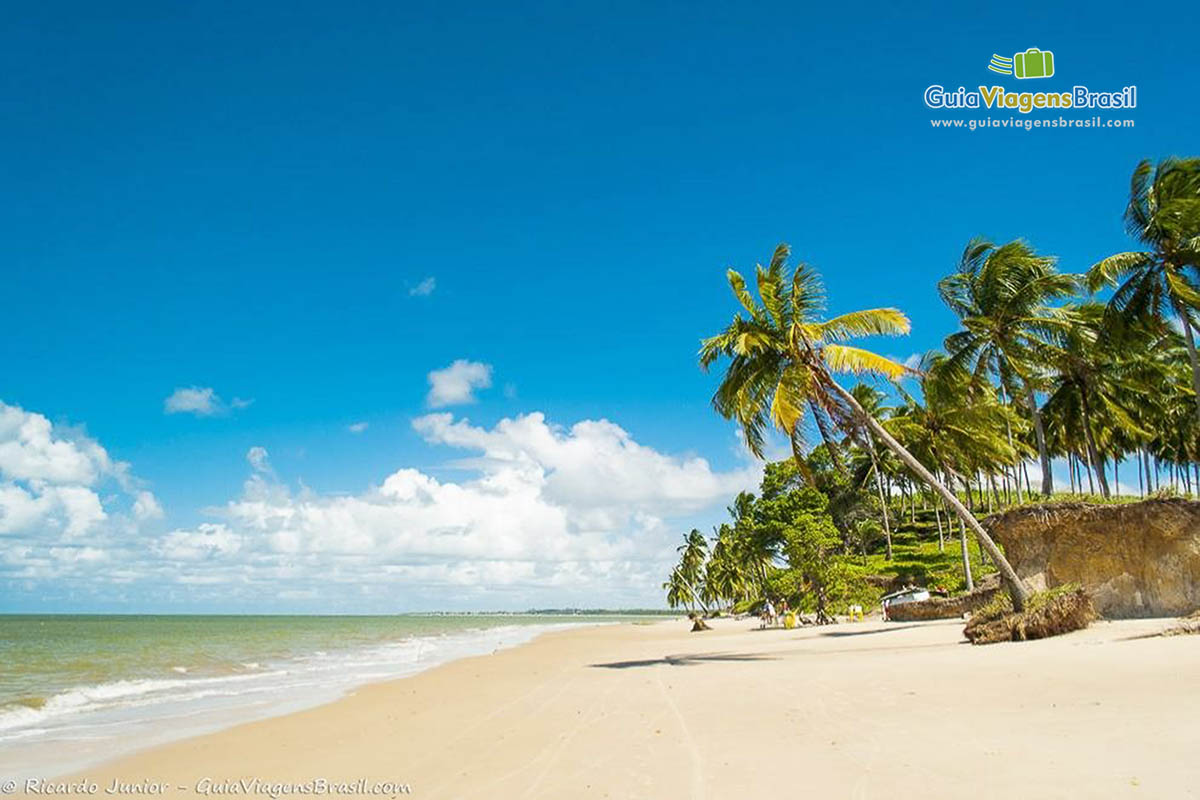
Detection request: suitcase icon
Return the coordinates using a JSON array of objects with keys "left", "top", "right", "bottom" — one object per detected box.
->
[{"left": 1013, "top": 48, "right": 1054, "bottom": 79}]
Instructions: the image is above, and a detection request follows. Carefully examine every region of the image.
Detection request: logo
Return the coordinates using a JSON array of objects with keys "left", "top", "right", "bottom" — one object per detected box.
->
[
  {"left": 989, "top": 48, "right": 1055, "bottom": 79},
  {"left": 924, "top": 45, "right": 1136, "bottom": 115}
]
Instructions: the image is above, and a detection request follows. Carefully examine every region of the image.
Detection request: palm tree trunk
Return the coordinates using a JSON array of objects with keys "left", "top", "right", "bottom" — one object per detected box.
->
[
  {"left": 1079, "top": 392, "right": 1111, "bottom": 498},
  {"left": 998, "top": 385, "right": 1022, "bottom": 504},
  {"left": 808, "top": 399, "right": 848, "bottom": 475},
  {"left": 867, "top": 439, "right": 893, "bottom": 560},
  {"left": 933, "top": 500, "right": 945, "bottom": 552},
  {"left": 1173, "top": 298, "right": 1200, "bottom": 425},
  {"left": 1137, "top": 449, "right": 1144, "bottom": 497},
  {"left": 826, "top": 378, "right": 1031, "bottom": 610},
  {"left": 959, "top": 516, "right": 974, "bottom": 592},
  {"left": 1024, "top": 385, "right": 1053, "bottom": 496}
]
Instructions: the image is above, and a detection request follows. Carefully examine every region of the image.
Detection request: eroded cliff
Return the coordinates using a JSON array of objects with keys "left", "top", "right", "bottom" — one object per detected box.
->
[{"left": 986, "top": 498, "right": 1200, "bottom": 618}]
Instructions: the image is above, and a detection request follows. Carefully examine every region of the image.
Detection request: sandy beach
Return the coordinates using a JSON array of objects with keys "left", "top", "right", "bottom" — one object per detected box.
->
[{"left": 36, "top": 616, "right": 1198, "bottom": 799}]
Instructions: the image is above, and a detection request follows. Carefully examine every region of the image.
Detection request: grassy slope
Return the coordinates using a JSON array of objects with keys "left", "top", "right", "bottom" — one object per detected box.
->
[
  {"left": 850, "top": 491, "right": 1155, "bottom": 608},
  {"left": 841, "top": 508, "right": 996, "bottom": 611}
]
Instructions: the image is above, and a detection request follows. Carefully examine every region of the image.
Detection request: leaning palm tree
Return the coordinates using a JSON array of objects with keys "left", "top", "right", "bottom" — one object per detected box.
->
[
  {"left": 663, "top": 567, "right": 695, "bottom": 613},
  {"left": 1087, "top": 157, "right": 1200, "bottom": 423},
  {"left": 939, "top": 238, "right": 1078, "bottom": 497},
  {"left": 700, "top": 244, "right": 1032, "bottom": 609},
  {"left": 675, "top": 529, "right": 710, "bottom": 613}
]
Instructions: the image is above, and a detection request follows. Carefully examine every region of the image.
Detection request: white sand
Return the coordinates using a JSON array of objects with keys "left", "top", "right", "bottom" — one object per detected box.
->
[{"left": 52, "top": 615, "right": 1200, "bottom": 799}]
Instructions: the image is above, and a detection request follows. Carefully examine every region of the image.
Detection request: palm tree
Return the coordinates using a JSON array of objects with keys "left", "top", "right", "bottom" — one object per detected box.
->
[
  {"left": 700, "top": 244, "right": 1032, "bottom": 609},
  {"left": 939, "top": 239, "right": 1078, "bottom": 497},
  {"left": 724, "top": 491, "right": 777, "bottom": 594},
  {"left": 1040, "top": 304, "right": 1153, "bottom": 498},
  {"left": 676, "top": 529, "right": 709, "bottom": 613},
  {"left": 704, "top": 525, "right": 747, "bottom": 611},
  {"left": 1087, "top": 157, "right": 1200, "bottom": 424},
  {"left": 663, "top": 567, "right": 695, "bottom": 613}
]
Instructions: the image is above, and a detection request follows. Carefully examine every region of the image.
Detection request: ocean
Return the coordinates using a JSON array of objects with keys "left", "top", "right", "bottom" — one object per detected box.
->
[{"left": 0, "top": 614, "right": 639, "bottom": 778}]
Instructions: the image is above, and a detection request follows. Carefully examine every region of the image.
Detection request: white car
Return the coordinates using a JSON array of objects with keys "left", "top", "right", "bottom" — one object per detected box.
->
[{"left": 881, "top": 587, "right": 931, "bottom": 620}]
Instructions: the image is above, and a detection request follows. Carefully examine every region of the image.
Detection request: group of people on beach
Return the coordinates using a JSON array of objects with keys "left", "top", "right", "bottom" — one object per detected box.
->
[{"left": 759, "top": 598, "right": 789, "bottom": 628}]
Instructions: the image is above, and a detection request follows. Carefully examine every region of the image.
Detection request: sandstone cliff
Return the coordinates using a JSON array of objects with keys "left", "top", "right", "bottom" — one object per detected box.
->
[{"left": 986, "top": 498, "right": 1200, "bottom": 618}]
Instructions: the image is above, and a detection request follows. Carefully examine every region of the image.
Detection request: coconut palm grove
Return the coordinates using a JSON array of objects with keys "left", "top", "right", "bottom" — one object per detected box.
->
[{"left": 666, "top": 156, "right": 1200, "bottom": 620}]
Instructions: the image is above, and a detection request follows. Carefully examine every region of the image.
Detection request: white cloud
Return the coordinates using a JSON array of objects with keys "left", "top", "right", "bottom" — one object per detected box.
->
[
  {"left": 412, "top": 412, "right": 753, "bottom": 516},
  {"left": 0, "top": 403, "right": 119, "bottom": 485},
  {"left": 2, "top": 399, "right": 760, "bottom": 610},
  {"left": 155, "top": 523, "right": 243, "bottom": 561},
  {"left": 164, "top": 387, "right": 251, "bottom": 416},
  {"left": 0, "top": 483, "right": 105, "bottom": 538},
  {"left": 426, "top": 360, "right": 493, "bottom": 408},
  {"left": 347, "top": 422, "right": 369, "bottom": 434},
  {"left": 247, "top": 446, "right": 272, "bottom": 473},
  {"left": 409, "top": 277, "right": 437, "bottom": 297},
  {"left": 167, "top": 411, "right": 760, "bottom": 603},
  {"left": 133, "top": 490, "right": 164, "bottom": 522},
  {"left": 0, "top": 401, "right": 158, "bottom": 563},
  {"left": 164, "top": 387, "right": 219, "bottom": 416}
]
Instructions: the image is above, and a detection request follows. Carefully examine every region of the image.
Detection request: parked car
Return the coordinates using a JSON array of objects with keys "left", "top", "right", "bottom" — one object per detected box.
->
[{"left": 881, "top": 587, "right": 931, "bottom": 620}]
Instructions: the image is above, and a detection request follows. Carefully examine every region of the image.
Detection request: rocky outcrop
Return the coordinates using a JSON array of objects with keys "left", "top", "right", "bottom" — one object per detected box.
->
[
  {"left": 886, "top": 575, "right": 1001, "bottom": 621},
  {"left": 986, "top": 498, "right": 1200, "bottom": 618}
]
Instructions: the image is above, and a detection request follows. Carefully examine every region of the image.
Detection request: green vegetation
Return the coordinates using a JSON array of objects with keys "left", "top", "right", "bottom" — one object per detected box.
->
[{"left": 666, "top": 156, "right": 1200, "bottom": 621}]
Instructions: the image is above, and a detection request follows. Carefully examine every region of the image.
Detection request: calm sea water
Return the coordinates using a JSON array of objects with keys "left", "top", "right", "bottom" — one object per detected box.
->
[{"left": 0, "top": 614, "right": 643, "bottom": 777}]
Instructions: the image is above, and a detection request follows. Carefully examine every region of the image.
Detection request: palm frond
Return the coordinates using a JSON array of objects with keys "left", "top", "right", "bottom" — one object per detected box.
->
[
  {"left": 1086, "top": 251, "right": 1153, "bottom": 292},
  {"left": 823, "top": 345, "right": 910, "bottom": 379},
  {"left": 815, "top": 308, "right": 911, "bottom": 342}
]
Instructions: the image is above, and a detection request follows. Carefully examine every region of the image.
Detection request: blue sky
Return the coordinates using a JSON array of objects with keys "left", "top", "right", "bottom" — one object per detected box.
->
[{"left": 2, "top": 1, "right": 1196, "bottom": 612}]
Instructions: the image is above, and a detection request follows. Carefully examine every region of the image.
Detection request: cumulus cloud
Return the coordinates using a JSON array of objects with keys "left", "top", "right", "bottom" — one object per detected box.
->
[
  {"left": 132, "top": 490, "right": 164, "bottom": 522},
  {"left": 409, "top": 277, "right": 437, "bottom": 297},
  {"left": 155, "top": 523, "right": 243, "bottom": 561},
  {"left": 2, "top": 400, "right": 759, "bottom": 610},
  {"left": 161, "top": 411, "right": 760, "bottom": 606},
  {"left": 164, "top": 387, "right": 251, "bottom": 416},
  {"left": 0, "top": 404, "right": 131, "bottom": 488},
  {"left": 347, "top": 422, "right": 369, "bottom": 434},
  {"left": 426, "top": 360, "right": 493, "bottom": 408},
  {"left": 0, "top": 401, "right": 160, "bottom": 563},
  {"left": 412, "top": 412, "right": 752, "bottom": 517}
]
